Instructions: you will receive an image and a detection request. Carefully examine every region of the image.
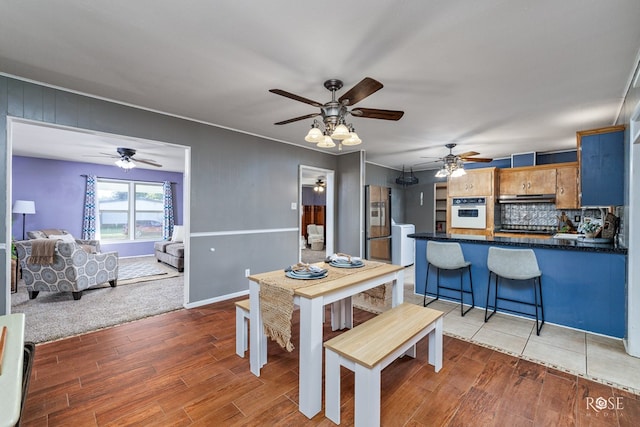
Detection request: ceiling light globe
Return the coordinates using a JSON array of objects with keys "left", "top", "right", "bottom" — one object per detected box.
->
[
  {"left": 317, "top": 135, "right": 336, "bottom": 148},
  {"left": 305, "top": 127, "right": 324, "bottom": 143},
  {"left": 342, "top": 131, "right": 362, "bottom": 146},
  {"left": 330, "top": 123, "right": 350, "bottom": 140},
  {"left": 435, "top": 168, "right": 449, "bottom": 178},
  {"left": 115, "top": 159, "right": 136, "bottom": 169},
  {"left": 451, "top": 167, "right": 466, "bottom": 177}
]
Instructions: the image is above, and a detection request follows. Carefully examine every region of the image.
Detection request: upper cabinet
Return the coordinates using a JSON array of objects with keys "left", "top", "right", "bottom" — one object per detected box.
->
[
  {"left": 499, "top": 167, "right": 556, "bottom": 195},
  {"left": 577, "top": 126, "right": 625, "bottom": 206},
  {"left": 555, "top": 164, "right": 579, "bottom": 209},
  {"left": 447, "top": 168, "right": 496, "bottom": 197}
]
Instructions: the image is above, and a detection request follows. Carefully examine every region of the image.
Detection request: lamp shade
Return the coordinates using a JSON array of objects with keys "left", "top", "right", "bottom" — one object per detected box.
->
[
  {"left": 317, "top": 135, "right": 336, "bottom": 148},
  {"left": 304, "top": 126, "right": 323, "bottom": 143},
  {"left": 115, "top": 159, "right": 136, "bottom": 169},
  {"left": 342, "top": 131, "right": 362, "bottom": 146},
  {"left": 330, "top": 123, "right": 350, "bottom": 140},
  {"left": 13, "top": 200, "right": 35, "bottom": 214},
  {"left": 451, "top": 167, "right": 466, "bottom": 177}
]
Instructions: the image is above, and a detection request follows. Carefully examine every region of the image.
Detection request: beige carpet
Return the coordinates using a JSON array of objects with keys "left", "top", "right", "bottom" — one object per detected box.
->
[{"left": 11, "top": 257, "right": 184, "bottom": 343}]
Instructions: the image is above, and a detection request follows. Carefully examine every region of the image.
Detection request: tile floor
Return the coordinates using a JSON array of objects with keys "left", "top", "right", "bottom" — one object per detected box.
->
[{"left": 403, "top": 266, "right": 640, "bottom": 395}]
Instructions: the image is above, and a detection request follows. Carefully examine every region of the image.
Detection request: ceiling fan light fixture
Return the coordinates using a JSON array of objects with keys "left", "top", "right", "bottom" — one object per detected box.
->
[
  {"left": 330, "top": 123, "right": 350, "bottom": 140},
  {"left": 342, "top": 129, "right": 362, "bottom": 146},
  {"left": 115, "top": 158, "right": 136, "bottom": 170},
  {"left": 271, "top": 78, "right": 404, "bottom": 150},
  {"left": 317, "top": 135, "right": 336, "bottom": 148},
  {"left": 304, "top": 122, "right": 324, "bottom": 143},
  {"left": 450, "top": 166, "right": 466, "bottom": 177},
  {"left": 435, "top": 167, "right": 449, "bottom": 178}
]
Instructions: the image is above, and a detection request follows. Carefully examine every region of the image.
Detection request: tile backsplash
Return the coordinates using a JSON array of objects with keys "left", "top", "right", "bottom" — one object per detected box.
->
[{"left": 499, "top": 203, "right": 623, "bottom": 232}]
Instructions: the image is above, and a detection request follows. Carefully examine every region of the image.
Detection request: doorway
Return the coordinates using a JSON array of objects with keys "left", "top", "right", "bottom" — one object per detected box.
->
[
  {"left": 5, "top": 118, "right": 191, "bottom": 315},
  {"left": 299, "top": 165, "right": 334, "bottom": 263}
]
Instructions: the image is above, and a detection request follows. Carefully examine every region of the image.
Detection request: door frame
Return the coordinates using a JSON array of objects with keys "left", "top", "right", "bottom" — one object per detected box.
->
[
  {"left": 299, "top": 165, "right": 334, "bottom": 261},
  {"left": 5, "top": 117, "right": 191, "bottom": 313}
]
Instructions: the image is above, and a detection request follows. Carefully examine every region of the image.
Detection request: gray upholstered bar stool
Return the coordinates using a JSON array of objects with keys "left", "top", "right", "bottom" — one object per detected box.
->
[
  {"left": 424, "top": 240, "right": 474, "bottom": 316},
  {"left": 485, "top": 247, "right": 544, "bottom": 335}
]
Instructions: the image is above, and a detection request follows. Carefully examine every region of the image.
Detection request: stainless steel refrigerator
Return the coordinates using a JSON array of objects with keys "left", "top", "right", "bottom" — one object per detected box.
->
[{"left": 365, "top": 185, "right": 392, "bottom": 261}]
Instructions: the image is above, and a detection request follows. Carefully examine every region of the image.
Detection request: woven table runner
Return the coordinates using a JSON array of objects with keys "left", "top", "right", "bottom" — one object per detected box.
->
[{"left": 259, "top": 261, "right": 385, "bottom": 351}]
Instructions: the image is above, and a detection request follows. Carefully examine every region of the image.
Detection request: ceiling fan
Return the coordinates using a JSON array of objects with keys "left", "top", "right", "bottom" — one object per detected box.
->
[
  {"left": 98, "top": 147, "right": 163, "bottom": 169},
  {"left": 419, "top": 143, "right": 492, "bottom": 177},
  {"left": 270, "top": 77, "right": 404, "bottom": 148},
  {"left": 313, "top": 178, "right": 326, "bottom": 192}
]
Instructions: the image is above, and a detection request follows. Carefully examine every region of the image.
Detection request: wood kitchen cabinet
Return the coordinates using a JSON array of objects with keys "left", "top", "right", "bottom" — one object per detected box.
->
[
  {"left": 578, "top": 125, "right": 625, "bottom": 206},
  {"left": 499, "top": 167, "right": 556, "bottom": 195},
  {"left": 555, "top": 164, "right": 579, "bottom": 209},
  {"left": 447, "top": 168, "right": 495, "bottom": 197}
]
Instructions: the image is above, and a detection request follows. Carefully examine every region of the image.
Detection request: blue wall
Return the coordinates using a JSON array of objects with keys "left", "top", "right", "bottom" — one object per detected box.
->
[{"left": 12, "top": 156, "right": 184, "bottom": 257}]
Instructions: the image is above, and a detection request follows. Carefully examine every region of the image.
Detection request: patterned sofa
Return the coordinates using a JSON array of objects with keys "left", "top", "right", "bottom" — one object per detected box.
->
[{"left": 15, "top": 240, "right": 119, "bottom": 300}]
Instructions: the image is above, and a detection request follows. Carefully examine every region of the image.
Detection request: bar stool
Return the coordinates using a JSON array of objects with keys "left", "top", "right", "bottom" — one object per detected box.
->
[
  {"left": 485, "top": 247, "right": 544, "bottom": 335},
  {"left": 424, "top": 241, "right": 474, "bottom": 316}
]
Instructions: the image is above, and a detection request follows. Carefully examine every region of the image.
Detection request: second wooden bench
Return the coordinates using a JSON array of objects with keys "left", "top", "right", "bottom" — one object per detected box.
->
[{"left": 323, "top": 302, "right": 444, "bottom": 426}]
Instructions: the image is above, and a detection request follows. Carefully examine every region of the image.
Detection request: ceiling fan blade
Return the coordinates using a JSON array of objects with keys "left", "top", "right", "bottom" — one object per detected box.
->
[
  {"left": 350, "top": 108, "right": 404, "bottom": 121},
  {"left": 269, "top": 89, "right": 323, "bottom": 108},
  {"left": 457, "top": 151, "right": 480, "bottom": 158},
  {"left": 133, "top": 158, "right": 163, "bottom": 167},
  {"left": 94, "top": 152, "right": 120, "bottom": 158},
  {"left": 274, "top": 112, "right": 320, "bottom": 125},
  {"left": 338, "top": 77, "right": 383, "bottom": 106},
  {"left": 461, "top": 157, "right": 493, "bottom": 163}
]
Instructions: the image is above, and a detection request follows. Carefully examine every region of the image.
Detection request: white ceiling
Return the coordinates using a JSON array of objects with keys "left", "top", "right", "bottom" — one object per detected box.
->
[{"left": 2, "top": 1, "right": 640, "bottom": 172}]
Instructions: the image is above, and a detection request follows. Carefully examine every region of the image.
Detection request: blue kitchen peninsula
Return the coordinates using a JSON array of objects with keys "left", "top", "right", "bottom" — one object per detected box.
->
[{"left": 409, "top": 233, "right": 627, "bottom": 338}]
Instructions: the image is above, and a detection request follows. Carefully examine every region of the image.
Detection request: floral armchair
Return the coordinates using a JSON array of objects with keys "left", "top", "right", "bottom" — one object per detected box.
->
[{"left": 14, "top": 240, "right": 118, "bottom": 300}]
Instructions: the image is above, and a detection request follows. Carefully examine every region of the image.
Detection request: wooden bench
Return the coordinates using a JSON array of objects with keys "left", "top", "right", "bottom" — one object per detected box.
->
[
  {"left": 323, "top": 302, "right": 444, "bottom": 426},
  {"left": 235, "top": 296, "right": 352, "bottom": 359},
  {"left": 235, "top": 299, "right": 251, "bottom": 357}
]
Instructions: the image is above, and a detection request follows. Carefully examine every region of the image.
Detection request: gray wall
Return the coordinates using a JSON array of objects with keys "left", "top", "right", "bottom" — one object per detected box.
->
[
  {"left": 0, "top": 76, "right": 365, "bottom": 313},
  {"left": 404, "top": 170, "right": 446, "bottom": 233},
  {"left": 336, "top": 151, "right": 364, "bottom": 256}
]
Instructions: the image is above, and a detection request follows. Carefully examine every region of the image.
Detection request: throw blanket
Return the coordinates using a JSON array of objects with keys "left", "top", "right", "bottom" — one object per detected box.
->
[
  {"left": 258, "top": 260, "right": 384, "bottom": 352},
  {"left": 27, "top": 239, "right": 58, "bottom": 265}
]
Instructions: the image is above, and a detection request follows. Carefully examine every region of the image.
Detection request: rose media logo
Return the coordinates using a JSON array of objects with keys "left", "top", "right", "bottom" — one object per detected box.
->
[{"left": 585, "top": 396, "right": 624, "bottom": 417}]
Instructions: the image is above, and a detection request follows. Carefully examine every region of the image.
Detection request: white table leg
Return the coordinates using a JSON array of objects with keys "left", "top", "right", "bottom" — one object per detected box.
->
[
  {"left": 403, "top": 344, "right": 417, "bottom": 359},
  {"left": 299, "top": 296, "right": 324, "bottom": 418},
  {"left": 325, "top": 349, "right": 341, "bottom": 424},
  {"left": 330, "top": 301, "right": 341, "bottom": 331},
  {"left": 355, "top": 363, "right": 381, "bottom": 427},
  {"left": 330, "top": 297, "right": 353, "bottom": 331},
  {"left": 428, "top": 317, "right": 443, "bottom": 372},
  {"left": 392, "top": 269, "right": 405, "bottom": 307},
  {"left": 249, "top": 281, "right": 264, "bottom": 376}
]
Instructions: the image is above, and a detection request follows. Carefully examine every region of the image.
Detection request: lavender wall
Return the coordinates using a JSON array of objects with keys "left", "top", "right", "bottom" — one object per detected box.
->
[{"left": 11, "top": 156, "right": 184, "bottom": 257}]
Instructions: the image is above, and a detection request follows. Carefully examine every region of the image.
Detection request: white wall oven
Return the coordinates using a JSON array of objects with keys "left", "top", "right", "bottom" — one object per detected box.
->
[{"left": 451, "top": 197, "right": 487, "bottom": 229}]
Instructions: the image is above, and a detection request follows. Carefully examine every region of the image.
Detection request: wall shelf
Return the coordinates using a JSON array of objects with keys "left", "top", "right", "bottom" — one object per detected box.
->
[{"left": 434, "top": 183, "right": 447, "bottom": 233}]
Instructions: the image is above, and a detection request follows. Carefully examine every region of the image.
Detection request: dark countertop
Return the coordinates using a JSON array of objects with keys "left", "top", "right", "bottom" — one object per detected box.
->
[{"left": 408, "top": 232, "right": 627, "bottom": 254}]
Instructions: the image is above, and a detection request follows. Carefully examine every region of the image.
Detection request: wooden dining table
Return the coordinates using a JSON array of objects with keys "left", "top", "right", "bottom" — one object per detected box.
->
[{"left": 248, "top": 261, "right": 405, "bottom": 419}]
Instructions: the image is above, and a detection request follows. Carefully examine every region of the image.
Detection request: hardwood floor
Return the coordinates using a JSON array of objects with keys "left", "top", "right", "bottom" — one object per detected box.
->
[{"left": 21, "top": 299, "right": 640, "bottom": 426}]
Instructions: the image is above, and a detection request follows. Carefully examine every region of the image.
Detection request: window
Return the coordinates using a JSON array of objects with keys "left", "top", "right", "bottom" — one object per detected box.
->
[{"left": 96, "top": 179, "right": 164, "bottom": 241}]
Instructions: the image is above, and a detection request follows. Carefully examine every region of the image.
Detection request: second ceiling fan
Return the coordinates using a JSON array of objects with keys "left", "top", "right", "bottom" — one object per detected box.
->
[
  {"left": 270, "top": 77, "right": 404, "bottom": 148},
  {"left": 420, "top": 143, "right": 493, "bottom": 177}
]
